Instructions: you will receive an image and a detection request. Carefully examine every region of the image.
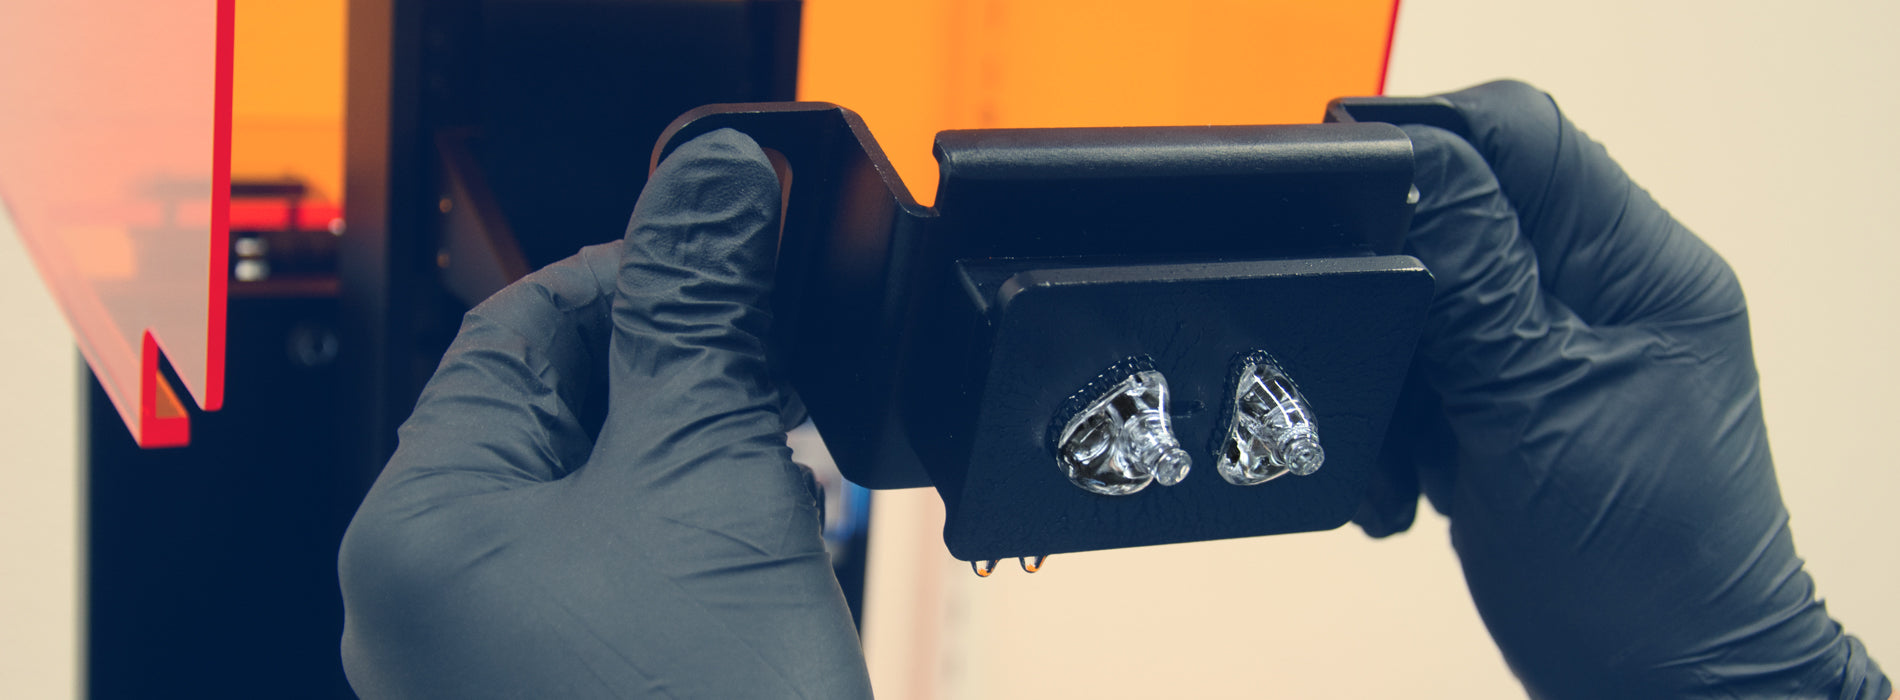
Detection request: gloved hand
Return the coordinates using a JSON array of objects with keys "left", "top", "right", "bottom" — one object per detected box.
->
[
  {"left": 1355, "top": 81, "right": 1889, "bottom": 699},
  {"left": 337, "top": 129, "right": 873, "bottom": 698}
]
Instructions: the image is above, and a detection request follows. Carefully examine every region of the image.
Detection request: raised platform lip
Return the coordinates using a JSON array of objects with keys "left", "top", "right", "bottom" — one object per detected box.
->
[{"left": 652, "top": 101, "right": 935, "bottom": 218}]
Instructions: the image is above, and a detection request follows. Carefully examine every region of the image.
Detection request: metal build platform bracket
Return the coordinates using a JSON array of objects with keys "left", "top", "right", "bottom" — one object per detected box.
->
[{"left": 652, "top": 103, "right": 1433, "bottom": 561}]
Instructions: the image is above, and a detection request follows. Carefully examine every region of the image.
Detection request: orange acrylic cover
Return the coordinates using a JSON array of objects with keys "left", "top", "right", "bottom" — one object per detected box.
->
[{"left": 0, "top": 2, "right": 234, "bottom": 447}]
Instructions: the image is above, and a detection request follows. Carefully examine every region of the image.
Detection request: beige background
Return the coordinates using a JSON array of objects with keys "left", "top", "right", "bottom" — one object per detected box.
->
[
  {"left": 2, "top": 0, "right": 1894, "bottom": 697},
  {"left": 0, "top": 205, "right": 82, "bottom": 696}
]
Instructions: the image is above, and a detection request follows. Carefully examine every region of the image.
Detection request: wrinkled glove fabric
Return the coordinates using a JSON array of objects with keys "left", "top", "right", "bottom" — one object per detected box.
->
[
  {"left": 338, "top": 129, "right": 874, "bottom": 699},
  {"left": 1358, "top": 80, "right": 1888, "bottom": 699}
]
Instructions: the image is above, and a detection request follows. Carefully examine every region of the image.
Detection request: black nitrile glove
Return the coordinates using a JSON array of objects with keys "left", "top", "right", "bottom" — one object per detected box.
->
[
  {"left": 1356, "top": 81, "right": 1888, "bottom": 699},
  {"left": 337, "top": 129, "right": 873, "bottom": 698}
]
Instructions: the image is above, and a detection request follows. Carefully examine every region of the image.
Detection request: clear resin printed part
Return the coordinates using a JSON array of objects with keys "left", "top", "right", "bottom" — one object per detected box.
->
[
  {"left": 1054, "top": 369, "right": 1192, "bottom": 496},
  {"left": 1217, "top": 353, "right": 1324, "bottom": 486}
]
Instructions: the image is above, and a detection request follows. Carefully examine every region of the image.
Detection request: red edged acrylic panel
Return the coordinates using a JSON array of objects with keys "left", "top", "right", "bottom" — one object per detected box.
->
[{"left": 0, "top": 1, "right": 234, "bottom": 447}]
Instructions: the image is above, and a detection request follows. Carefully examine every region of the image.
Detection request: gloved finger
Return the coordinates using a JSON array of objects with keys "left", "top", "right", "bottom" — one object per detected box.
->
[
  {"left": 1357, "top": 363, "right": 1427, "bottom": 537},
  {"left": 1354, "top": 445, "right": 1419, "bottom": 538},
  {"left": 1436, "top": 80, "right": 1743, "bottom": 328},
  {"left": 558, "top": 128, "right": 871, "bottom": 695},
  {"left": 574, "top": 127, "right": 795, "bottom": 507},
  {"left": 1355, "top": 364, "right": 1465, "bottom": 538},
  {"left": 1400, "top": 123, "right": 1606, "bottom": 407},
  {"left": 339, "top": 242, "right": 625, "bottom": 694},
  {"left": 361, "top": 241, "right": 623, "bottom": 509}
]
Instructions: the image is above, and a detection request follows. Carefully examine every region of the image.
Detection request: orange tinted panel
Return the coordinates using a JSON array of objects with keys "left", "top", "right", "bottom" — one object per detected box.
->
[
  {"left": 0, "top": 2, "right": 234, "bottom": 446},
  {"left": 800, "top": 0, "right": 1398, "bottom": 205}
]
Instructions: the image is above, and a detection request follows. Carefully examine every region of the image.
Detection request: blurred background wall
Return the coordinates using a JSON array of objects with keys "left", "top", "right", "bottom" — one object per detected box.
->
[{"left": 2, "top": 0, "right": 1892, "bottom": 697}]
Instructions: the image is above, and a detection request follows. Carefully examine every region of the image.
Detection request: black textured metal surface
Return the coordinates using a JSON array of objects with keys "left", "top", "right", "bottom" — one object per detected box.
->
[
  {"left": 651, "top": 103, "right": 1434, "bottom": 557},
  {"left": 934, "top": 123, "right": 1416, "bottom": 258},
  {"left": 943, "top": 257, "right": 1431, "bottom": 559}
]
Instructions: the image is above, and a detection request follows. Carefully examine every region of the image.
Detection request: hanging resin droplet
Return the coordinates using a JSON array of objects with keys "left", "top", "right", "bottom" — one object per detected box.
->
[
  {"left": 1019, "top": 555, "right": 1048, "bottom": 573},
  {"left": 1216, "top": 351, "right": 1325, "bottom": 486},
  {"left": 972, "top": 560, "right": 997, "bottom": 577}
]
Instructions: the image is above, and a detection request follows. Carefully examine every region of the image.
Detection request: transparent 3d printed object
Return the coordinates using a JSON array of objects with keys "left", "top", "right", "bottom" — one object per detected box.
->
[
  {"left": 1051, "top": 359, "right": 1191, "bottom": 496},
  {"left": 1216, "top": 351, "right": 1324, "bottom": 485}
]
